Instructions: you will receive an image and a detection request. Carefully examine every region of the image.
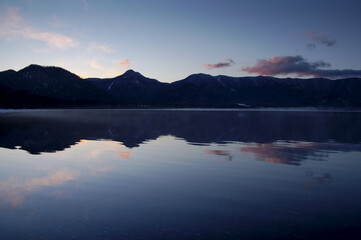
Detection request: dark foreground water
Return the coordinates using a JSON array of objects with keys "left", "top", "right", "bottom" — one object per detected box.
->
[{"left": 0, "top": 109, "right": 361, "bottom": 240}]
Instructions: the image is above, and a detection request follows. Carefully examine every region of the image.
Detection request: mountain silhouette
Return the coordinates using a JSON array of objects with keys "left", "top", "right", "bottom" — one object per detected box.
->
[
  {"left": 0, "top": 65, "right": 110, "bottom": 107},
  {"left": 1, "top": 64, "right": 361, "bottom": 108},
  {"left": 87, "top": 69, "right": 167, "bottom": 104}
]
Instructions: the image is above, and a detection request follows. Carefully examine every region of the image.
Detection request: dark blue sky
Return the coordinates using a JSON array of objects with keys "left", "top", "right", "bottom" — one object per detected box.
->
[{"left": 0, "top": 0, "right": 360, "bottom": 81}]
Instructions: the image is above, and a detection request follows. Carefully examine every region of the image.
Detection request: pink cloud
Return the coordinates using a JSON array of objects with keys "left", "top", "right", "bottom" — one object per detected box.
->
[
  {"left": 0, "top": 7, "right": 77, "bottom": 49},
  {"left": 23, "top": 30, "right": 77, "bottom": 49},
  {"left": 307, "top": 32, "right": 336, "bottom": 47},
  {"left": 118, "top": 60, "right": 131, "bottom": 67},
  {"left": 242, "top": 55, "right": 361, "bottom": 78},
  {"left": 203, "top": 58, "right": 234, "bottom": 70}
]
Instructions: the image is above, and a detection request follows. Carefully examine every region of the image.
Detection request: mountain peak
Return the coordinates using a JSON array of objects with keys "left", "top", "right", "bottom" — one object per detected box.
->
[
  {"left": 13, "top": 65, "right": 86, "bottom": 89},
  {"left": 124, "top": 69, "right": 136, "bottom": 74},
  {"left": 22, "top": 64, "right": 44, "bottom": 71},
  {"left": 21, "top": 64, "right": 73, "bottom": 73},
  {"left": 0, "top": 69, "right": 16, "bottom": 75},
  {"left": 188, "top": 73, "right": 212, "bottom": 78},
  {"left": 122, "top": 69, "right": 143, "bottom": 78},
  {"left": 183, "top": 73, "right": 214, "bottom": 82}
]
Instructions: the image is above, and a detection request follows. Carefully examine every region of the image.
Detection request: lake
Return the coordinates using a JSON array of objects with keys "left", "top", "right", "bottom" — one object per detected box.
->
[{"left": 0, "top": 109, "right": 361, "bottom": 240}]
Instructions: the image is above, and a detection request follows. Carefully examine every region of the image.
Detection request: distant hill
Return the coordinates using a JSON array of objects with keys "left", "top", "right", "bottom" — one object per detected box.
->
[
  {"left": 87, "top": 70, "right": 167, "bottom": 104},
  {"left": 0, "top": 64, "right": 361, "bottom": 108},
  {"left": 0, "top": 65, "right": 110, "bottom": 107},
  {"left": 160, "top": 74, "right": 361, "bottom": 107}
]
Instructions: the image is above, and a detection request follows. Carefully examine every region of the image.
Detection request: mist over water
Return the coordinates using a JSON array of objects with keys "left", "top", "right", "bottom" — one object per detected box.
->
[{"left": 0, "top": 109, "right": 361, "bottom": 239}]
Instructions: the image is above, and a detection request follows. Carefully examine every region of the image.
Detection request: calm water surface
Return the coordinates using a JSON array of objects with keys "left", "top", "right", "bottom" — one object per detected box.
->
[{"left": 0, "top": 109, "right": 361, "bottom": 240}]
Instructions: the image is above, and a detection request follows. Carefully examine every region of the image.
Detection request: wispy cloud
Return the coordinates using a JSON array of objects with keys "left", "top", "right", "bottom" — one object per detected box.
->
[
  {"left": 242, "top": 55, "right": 361, "bottom": 78},
  {"left": 0, "top": 7, "right": 77, "bottom": 49},
  {"left": 87, "top": 43, "right": 113, "bottom": 53},
  {"left": 81, "top": 0, "right": 89, "bottom": 11},
  {"left": 89, "top": 59, "right": 105, "bottom": 71},
  {"left": 203, "top": 58, "right": 235, "bottom": 70},
  {"left": 24, "top": 31, "right": 77, "bottom": 49},
  {"left": 88, "top": 59, "right": 123, "bottom": 77},
  {"left": 118, "top": 60, "right": 131, "bottom": 67},
  {"left": 307, "top": 32, "right": 336, "bottom": 47},
  {"left": 0, "top": 171, "right": 77, "bottom": 207}
]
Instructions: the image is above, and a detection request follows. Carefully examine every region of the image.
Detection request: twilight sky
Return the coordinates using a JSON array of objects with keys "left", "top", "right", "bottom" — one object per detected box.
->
[{"left": 0, "top": 0, "right": 361, "bottom": 82}]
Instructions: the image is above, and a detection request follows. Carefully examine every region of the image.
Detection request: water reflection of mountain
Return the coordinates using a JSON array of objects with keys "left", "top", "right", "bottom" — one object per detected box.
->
[{"left": 0, "top": 110, "right": 361, "bottom": 155}]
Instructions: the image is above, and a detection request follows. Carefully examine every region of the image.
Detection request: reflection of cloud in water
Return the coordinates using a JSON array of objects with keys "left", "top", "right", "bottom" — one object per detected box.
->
[
  {"left": 240, "top": 141, "right": 328, "bottom": 165},
  {"left": 205, "top": 149, "right": 232, "bottom": 161},
  {"left": 0, "top": 171, "right": 77, "bottom": 207},
  {"left": 0, "top": 140, "right": 132, "bottom": 208},
  {"left": 118, "top": 151, "right": 130, "bottom": 158},
  {"left": 84, "top": 140, "right": 130, "bottom": 159}
]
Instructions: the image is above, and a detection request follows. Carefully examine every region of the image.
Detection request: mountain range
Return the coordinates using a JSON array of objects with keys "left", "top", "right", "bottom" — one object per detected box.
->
[{"left": 1, "top": 64, "right": 361, "bottom": 108}]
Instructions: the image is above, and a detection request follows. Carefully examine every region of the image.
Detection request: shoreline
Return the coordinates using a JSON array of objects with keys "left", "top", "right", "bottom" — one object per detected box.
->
[{"left": 1, "top": 107, "right": 361, "bottom": 113}]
